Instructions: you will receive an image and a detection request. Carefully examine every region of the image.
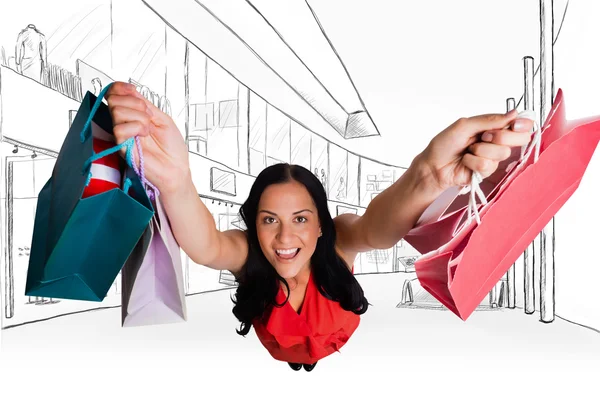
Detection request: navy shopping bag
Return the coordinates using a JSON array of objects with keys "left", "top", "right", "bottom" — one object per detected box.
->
[{"left": 25, "top": 83, "right": 155, "bottom": 301}]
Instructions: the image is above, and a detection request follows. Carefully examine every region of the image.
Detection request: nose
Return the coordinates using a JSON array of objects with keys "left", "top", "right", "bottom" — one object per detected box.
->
[{"left": 276, "top": 222, "right": 294, "bottom": 244}]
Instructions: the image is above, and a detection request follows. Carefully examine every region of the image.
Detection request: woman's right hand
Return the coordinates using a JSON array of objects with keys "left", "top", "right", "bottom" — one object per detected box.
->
[
  {"left": 105, "top": 81, "right": 191, "bottom": 196},
  {"left": 105, "top": 82, "right": 249, "bottom": 273}
]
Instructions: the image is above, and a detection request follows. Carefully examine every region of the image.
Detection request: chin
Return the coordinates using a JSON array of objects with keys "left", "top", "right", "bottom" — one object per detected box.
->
[
  {"left": 273, "top": 263, "right": 301, "bottom": 279},
  {"left": 267, "top": 246, "right": 315, "bottom": 278},
  {"left": 271, "top": 258, "right": 305, "bottom": 279},
  {"left": 278, "top": 270, "right": 298, "bottom": 280}
]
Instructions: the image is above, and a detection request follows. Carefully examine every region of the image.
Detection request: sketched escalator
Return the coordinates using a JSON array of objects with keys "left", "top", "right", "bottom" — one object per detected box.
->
[
  {"left": 396, "top": 277, "right": 505, "bottom": 311},
  {"left": 219, "top": 270, "right": 238, "bottom": 287}
]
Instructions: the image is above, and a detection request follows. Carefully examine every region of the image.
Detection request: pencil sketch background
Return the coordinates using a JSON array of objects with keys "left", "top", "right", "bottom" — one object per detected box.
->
[{"left": 1, "top": 0, "right": 599, "bottom": 399}]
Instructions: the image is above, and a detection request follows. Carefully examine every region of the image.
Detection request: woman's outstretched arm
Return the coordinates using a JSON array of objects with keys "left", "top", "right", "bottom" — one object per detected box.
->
[
  {"left": 334, "top": 153, "right": 443, "bottom": 254},
  {"left": 106, "top": 81, "right": 248, "bottom": 274},
  {"left": 160, "top": 174, "right": 248, "bottom": 274},
  {"left": 334, "top": 110, "right": 534, "bottom": 255}
]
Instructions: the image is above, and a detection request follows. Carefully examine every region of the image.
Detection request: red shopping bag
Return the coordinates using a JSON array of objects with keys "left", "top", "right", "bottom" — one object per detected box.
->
[
  {"left": 403, "top": 110, "right": 549, "bottom": 255},
  {"left": 412, "top": 89, "right": 600, "bottom": 320}
]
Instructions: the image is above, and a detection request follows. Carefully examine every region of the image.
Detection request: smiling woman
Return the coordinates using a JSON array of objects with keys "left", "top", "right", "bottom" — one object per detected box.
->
[
  {"left": 104, "top": 81, "right": 534, "bottom": 372},
  {"left": 231, "top": 164, "right": 367, "bottom": 371}
]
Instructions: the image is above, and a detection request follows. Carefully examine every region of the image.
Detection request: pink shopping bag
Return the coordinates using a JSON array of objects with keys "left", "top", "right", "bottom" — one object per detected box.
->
[
  {"left": 411, "top": 89, "right": 600, "bottom": 320},
  {"left": 403, "top": 114, "right": 539, "bottom": 255}
]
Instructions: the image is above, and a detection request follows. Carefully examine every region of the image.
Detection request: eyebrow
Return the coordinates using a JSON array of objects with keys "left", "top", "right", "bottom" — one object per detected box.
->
[{"left": 258, "top": 209, "right": 314, "bottom": 215}]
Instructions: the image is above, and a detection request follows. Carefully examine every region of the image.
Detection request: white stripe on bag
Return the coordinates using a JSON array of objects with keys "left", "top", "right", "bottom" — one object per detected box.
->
[
  {"left": 90, "top": 163, "right": 121, "bottom": 185},
  {"left": 91, "top": 121, "right": 116, "bottom": 142}
]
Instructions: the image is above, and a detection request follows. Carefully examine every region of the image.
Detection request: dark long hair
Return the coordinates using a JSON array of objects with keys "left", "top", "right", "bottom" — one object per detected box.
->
[{"left": 231, "top": 163, "right": 369, "bottom": 336}]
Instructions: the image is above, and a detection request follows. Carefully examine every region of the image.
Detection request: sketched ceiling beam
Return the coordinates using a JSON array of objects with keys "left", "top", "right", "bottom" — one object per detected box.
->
[
  {"left": 247, "top": 0, "right": 380, "bottom": 139},
  {"left": 2, "top": 136, "right": 59, "bottom": 158},
  {"left": 142, "top": 0, "right": 379, "bottom": 140}
]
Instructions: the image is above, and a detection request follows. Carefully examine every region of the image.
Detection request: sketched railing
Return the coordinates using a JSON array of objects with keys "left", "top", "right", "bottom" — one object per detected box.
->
[
  {"left": 489, "top": 280, "right": 506, "bottom": 308},
  {"left": 129, "top": 78, "right": 172, "bottom": 116},
  {"left": 397, "top": 256, "right": 417, "bottom": 273},
  {"left": 366, "top": 249, "right": 389, "bottom": 264},
  {"left": 41, "top": 63, "right": 82, "bottom": 101},
  {"left": 0, "top": 49, "right": 82, "bottom": 101},
  {"left": 400, "top": 279, "right": 414, "bottom": 304},
  {"left": 397, "top": 276, "right": 506, "bottom": 309},
  {"left": 219, "top": 270, "right": 238, "bottom": 287},
  {"left": 1, "top": 46, "right": 7, "bottom": 67}
]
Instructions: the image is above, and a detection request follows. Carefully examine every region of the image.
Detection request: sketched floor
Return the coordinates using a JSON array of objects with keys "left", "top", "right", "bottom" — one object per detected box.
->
[{"left": 1, "top": 272, "right": 598, "bottom": 400}]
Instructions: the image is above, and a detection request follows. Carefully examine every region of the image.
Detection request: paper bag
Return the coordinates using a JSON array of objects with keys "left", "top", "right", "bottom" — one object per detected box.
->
[
  {"left": 25, "top": 85, "right": 154, "bottom": 301},
  {"left": 121, "top": 194, "right": 187, "bottom": 327},
  {"left": 412, "top": 89, "right": 600, "bottom": 320},
  {"left": 404, "top": 112, "right": 540, "bottom": 255}
]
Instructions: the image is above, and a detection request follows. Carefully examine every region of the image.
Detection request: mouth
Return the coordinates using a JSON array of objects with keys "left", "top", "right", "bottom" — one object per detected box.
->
[{"left": 275, "top": 248, "right": 301, "bottom": 261}]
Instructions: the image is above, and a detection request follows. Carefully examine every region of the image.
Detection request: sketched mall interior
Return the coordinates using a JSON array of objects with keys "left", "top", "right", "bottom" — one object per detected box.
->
[
  {"left": 1, "top": 0, "right": 597, "bottom": 340},
  {"left": 0, "top": 3, "right": 425, "bottom": 328}
]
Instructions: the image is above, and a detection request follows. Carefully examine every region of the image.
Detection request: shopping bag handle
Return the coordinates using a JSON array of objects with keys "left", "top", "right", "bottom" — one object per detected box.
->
[
  {"left": 79, "top": 82, "right": 159, "bottom": 200},
  {"left": 459, "top": 110, "right": 539, "bottom": 226},
  {"left": 80, "top": 83, "right": 115, "bottom": 143}
]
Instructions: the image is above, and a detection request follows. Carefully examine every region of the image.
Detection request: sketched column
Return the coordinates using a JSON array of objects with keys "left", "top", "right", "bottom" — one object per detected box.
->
[
  {"left": 165, "top": 25, "right": 188, "bottom": 147},
  {"left": 539, "top": 0, "right": 555, "bottom": 323},
  {"left": 4, "top": 160, "right": 14, "bottom": 319},
  {"left": 523, "top": 56, "right": 536, "bottom": 315},
  {"left": 506, "top": 97, "right": 517, "bottom": 309}
]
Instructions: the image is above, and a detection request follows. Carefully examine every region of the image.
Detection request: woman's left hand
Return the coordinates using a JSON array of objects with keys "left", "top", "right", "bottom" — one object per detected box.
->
[{"left": 417, "top": 109, "right": 535, "bottom": 191}]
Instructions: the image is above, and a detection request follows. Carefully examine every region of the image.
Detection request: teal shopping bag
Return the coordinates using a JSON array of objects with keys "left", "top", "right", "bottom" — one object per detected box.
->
[{"left": 25, "top": 83, "right": 155, "bottom": 301}]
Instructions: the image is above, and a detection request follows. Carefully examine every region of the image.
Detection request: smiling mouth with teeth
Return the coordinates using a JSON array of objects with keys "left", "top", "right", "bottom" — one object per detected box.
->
[{"left": 275, "top": 248, "right": 300, "bottom": 260}]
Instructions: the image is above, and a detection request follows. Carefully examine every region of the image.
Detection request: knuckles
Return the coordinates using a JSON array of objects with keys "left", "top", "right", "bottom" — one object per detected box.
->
[
  {"left": 477, "top": 157, "right": 489, "bottom": 171},
  {"left": 134, "top": 97, "right": 147, "bottom": 111},
  {"left": 111, "top": 106, "right": 126, "bottom": 119},
  {"left": 455, "top": 117, "right": 469, "bottom": 129},
  {"left": 113, "top": 120, "right": 148, "bottom": 139},
  {"left": 106, "top": 81, "right": 134, "bottom": 97}
]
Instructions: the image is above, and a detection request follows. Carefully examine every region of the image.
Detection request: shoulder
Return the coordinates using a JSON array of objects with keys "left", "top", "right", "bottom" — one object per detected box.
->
[
  {"left": 225, "top": 229, "right": 249, "bottom": 280},
  {"left": 226, "top": 228, "right": 248, "bottom": 244},
  {"left": 334, "top": 247, "right": 356, "bottom": 273},
  {"left": 333, "top": 212, "right": 360, "bottom": 228},
  {"left": 333, "top": 214, "right": 359, "bottom": 271}
]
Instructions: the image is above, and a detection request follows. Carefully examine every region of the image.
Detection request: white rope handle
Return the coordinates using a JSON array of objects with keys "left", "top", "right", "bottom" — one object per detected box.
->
[{"left": 460, "top": 110, "right": 540, "bottom": 226}]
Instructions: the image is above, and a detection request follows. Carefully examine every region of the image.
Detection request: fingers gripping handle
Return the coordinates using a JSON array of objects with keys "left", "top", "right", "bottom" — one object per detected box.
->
[
  {"left": 79, "top": 82, "right": 159, "bottom": 200},
  {"left": 460, "top": 110, "right": 538, "bottom": 227}
]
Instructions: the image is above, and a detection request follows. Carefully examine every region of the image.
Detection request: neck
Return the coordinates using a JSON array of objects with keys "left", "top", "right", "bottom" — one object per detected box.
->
[{"left": 284, "top": 263, "right": 311, "bottom": 289}]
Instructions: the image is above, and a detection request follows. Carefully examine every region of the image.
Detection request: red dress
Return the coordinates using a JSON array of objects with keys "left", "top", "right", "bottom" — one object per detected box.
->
[{"left": 252, "top": 267, "right": 360, "bottom": 364}]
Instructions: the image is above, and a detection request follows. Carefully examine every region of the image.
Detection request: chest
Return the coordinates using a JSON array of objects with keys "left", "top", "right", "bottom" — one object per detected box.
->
[
  {"left": 283, "top": 282, "right": 309, "bottom": 314},
  {"left": 272, "top": 273, "right": 353, "bottom": 336}
]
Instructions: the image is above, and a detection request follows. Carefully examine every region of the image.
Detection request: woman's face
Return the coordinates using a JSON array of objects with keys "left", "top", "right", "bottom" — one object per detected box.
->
[{"left": 256, "top": 180, "right": 321, "bottom": 279}]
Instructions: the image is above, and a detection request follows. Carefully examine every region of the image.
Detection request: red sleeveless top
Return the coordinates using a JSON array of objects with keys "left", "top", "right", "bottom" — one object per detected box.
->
[{"left": 252, "top": 267, "right": 360, "bottom": 364}]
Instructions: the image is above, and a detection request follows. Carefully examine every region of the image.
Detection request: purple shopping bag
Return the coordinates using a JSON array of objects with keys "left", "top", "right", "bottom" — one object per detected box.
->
[{"left": 121, "top": 194, "right": 187, "bottom": 327}]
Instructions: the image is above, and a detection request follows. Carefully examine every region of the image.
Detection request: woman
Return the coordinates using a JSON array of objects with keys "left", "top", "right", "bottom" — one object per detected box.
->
[{"left": 105, "top": 82, "right": 534, "bottom": 371}]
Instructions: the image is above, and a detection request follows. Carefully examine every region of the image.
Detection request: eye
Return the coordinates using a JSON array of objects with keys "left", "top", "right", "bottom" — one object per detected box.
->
[
  {"left": 295, "top": 216, "right": 307, "bottom": 223},
  {"left": 263, "top": 216, "right": 276, "bottom": 224}
]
